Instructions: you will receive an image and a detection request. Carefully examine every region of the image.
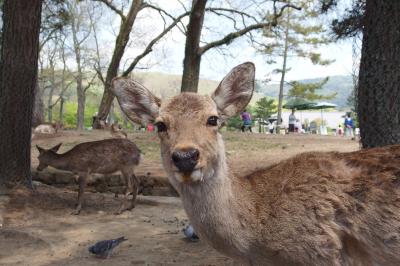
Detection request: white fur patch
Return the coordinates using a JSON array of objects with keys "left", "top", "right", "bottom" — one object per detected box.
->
[{"left": 174, "top": 169, "right": 204, "bottom": 183}]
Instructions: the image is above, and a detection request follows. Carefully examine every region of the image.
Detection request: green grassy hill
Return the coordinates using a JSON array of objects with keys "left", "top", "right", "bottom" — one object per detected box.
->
[
  {"left": 43, "top": 70, "right": 352, "bottom": 127},
  {"left": 256, "top": 75, "right": 354, "bottom": 108}
]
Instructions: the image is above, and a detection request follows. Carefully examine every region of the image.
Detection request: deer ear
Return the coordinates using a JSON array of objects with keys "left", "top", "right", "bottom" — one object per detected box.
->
[
  {"left": 112, "top": 77, "right": 161, "bottom": 125},
  {"left": 36, "top": 145, "right": 44, "bottom": 153},
  {"left": 50, "top": 143, "right": 62, "bottom": 152},
  {"left": 211, "top": 62, "right": 255, "bottom": 121}
]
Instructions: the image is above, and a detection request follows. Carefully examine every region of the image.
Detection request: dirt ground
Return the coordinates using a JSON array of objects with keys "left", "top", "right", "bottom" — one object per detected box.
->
[{"left": 1, "top": 130, "right": 359, "bottom": 266}]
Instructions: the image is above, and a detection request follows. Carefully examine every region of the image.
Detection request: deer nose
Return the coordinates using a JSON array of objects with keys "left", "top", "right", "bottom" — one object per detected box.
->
[{"left": 172, "top": 149, "right": 200, "bottom": 173}]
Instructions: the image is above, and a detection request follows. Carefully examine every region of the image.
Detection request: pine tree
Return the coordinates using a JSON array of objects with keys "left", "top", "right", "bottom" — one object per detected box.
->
[
  {"left": 288, "top": 77, "right": 336, "bottom": 101},
  {"left": 261, "top": 0, "right": 333, "bottom": 132}
]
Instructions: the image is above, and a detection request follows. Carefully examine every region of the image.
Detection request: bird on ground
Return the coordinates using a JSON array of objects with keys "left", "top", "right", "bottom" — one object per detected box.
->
[
  {"left": 183, "top": 225, "right": 199, "bottom": 242},
  {"left": 88, "top": 236, "right": 127, "bottom": 258}
]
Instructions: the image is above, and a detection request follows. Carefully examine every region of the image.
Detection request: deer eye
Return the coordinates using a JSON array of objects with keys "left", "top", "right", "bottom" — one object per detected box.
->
[
  {"left": 207, "top": 116, "right": 219, "bottom": 126},
  {"left": 155, "top": 121, "right": 167, "bottom": 132}
]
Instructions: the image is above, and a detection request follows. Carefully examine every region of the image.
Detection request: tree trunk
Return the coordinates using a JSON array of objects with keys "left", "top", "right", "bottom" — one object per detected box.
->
[
  {"left": 32, "top": 82, "right": 45, "bottom": 127},
  {"left": 0, "top": 0, "right": 42, "bottom": 187},
  {"left": 181, "top": 0, "right": 207, "bottom": 93},
  {"left": 59, "top": 97, "right": 65, "bottom": 124},
  {"left": 47, "top": 62, "right": 56, "bottom": 122},
  {"left": 71, "top": 5, "right": 86, "bottom": 131},
  {"left": 33, "top": 60, "right": 45, "bottom": 126},
  {"left": 358, "top": 1, "right": 400, "bottom": 148},
  {"left": 276, "top": 10, "right": 290, "bottom": 133},
  {"left": 93, "top": 0, "right": 143, "bottom": 128},
  {"left": 77, "top": 81, "right": 85, "bottom": 130}
]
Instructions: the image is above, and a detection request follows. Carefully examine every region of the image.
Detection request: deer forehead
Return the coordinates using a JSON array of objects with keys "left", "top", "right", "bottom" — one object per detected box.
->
[{"left": 159, "top": 93, "right": 218, "bottom": 121}]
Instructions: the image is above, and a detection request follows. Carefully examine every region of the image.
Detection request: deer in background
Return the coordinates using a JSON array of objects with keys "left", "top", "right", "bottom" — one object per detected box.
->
[
  {"left": 112, "top": 62, "right": 400, "bottom": 265},
  {"left": 33, "top": 121, "right": 63, "bottom": 134},
  {"left": 36, "top": 139, "right": 141, "bottom": 215},
  {"left": 110, "top": 123, "right": 127, "bottom": 139}
]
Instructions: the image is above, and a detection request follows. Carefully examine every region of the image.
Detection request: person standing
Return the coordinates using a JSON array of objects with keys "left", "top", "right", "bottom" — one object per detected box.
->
[
  {"left": 288, "top": 109, "right": 296, "bottom": 133},
  {"left": 344, "top": 113, "right": 354, "bottom": 137},
  {"left": 241, "top": 109, "right": 252, "bottom": 132},
  {"left": 268, "top": 122, "right": 275, "bottom": 134}
]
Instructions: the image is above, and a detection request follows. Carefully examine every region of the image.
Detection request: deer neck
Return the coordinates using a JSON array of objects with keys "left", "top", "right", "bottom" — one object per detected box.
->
[
  {"left": 47, "top": 153, "right": 71, "bottom": 171},
  {"left": 176, "top": 134, "right": 253, "bottom": 259}
]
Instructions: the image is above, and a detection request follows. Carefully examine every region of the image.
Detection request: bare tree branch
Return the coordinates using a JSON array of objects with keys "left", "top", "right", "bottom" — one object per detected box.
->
[
  {"left": 122, "top": 10, "right": 191, "bottom": 76},
  {"left": 143, "top": 3, "right": 187, "bottom": 34},
  {"left": 198, "top": 3, "right": 301, "bottom": 55},
  {"left": 84, "top": 72, "right": 98, "bottom": 93},
  {"left": 205, "top": 7, "right": 258, "bottom": 23},
  {"left": 92, "top": 0, "right": 126, "bottom": 21},
  {"left": 48, "top": 80, "right": 75, "bottom": 108}
]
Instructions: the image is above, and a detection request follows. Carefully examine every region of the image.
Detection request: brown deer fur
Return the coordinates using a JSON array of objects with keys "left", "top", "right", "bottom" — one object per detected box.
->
[
  {"left": 112, "top": 62, "right": 400, "bottom": 265},
  {"left": 36, "top": 139, "right": 141, "bottom": 215}
]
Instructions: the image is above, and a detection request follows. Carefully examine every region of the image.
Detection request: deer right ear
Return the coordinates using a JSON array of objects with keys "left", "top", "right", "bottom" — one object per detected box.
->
[
  {"left": 36, "top": 145, "right": 44, "bottom": 153},
  {"left": 211, "top": 62, "right": 255, "bottom": 121},
  {"left": 50, "top": 143, "right": 62, "bottom": 152},
  {"left": 112, "top": 77, "right": 161, "bottom": 125}
]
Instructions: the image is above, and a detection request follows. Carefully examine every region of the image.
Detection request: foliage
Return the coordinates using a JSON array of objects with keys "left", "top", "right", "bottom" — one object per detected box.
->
[
  {"left": 226, "top": 115, "right": 243, "bottom": 131},
  {"left": 327, "top": 0, "right": 365, "bottom": 39},
  {"left": 288, "top": 77, "right": 337, "bottom": 101},
  {"left": 254, "top": 97, "right": 277, "bottom": 120},
  {"left": 257, "top": 75, "right": 353, "bottom": 107},
  {"left": 262, "top": 0, "right": 333, "bottom": 66},
  {"left": 41, "top": 0, "right": 70, "bottom": 36},
  {"left": 61, "top": 102, "right": 123, "bottom": 128},
  {"left": 226, "top": 105, "right": 255, "bottom": 131}
]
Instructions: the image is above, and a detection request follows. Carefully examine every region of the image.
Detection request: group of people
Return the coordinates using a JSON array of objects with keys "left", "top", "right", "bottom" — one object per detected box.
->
[{"left": 240, "top": 109, "right": 356, "bottom": 136}]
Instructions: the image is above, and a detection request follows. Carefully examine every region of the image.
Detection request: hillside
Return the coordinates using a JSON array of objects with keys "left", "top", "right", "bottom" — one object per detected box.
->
[
  {"left": 131, "top": 71, "right": 265, "bottom": 104},
  {"left": 256, "top": 75, "right": 354, "bottom": 108}
]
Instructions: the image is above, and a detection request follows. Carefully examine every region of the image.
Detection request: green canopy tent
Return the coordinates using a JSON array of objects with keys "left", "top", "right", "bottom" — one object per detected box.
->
[
  {"left": 282, "top": 98, "right": 317, "bottom": 110},
  {"left": 283, "top": 98, "right": 317, "bottom": 128},
  {"left": 308, "top": 102, "right": 338, "bottom": 135}
]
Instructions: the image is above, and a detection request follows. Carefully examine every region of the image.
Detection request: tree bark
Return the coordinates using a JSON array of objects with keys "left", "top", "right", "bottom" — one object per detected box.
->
[
  {"left": 33, "top": 60, "right": 45, "bottom": 127},
  {"left": 47, "top": 60, "right": 56, "bottom": 122},
  {"left": 93, "top": 0, "right": 143, "bottom": 129},
  {"left": 32, "top": 82, "right": 45, "bottom": 126},
  {"left": 0, "top": 0, "right": 42, "bottom": 186},
  {"left": 180, "top": 0, "right": 207, "bottom": 92},
  {"left": 276, "top": 10, "right": 290, "bottom": 133},
  {"left": 358, "top": 1, "right": 400, "bottom": 148},
  {"left": 59, "top": 97, "right": 65, "bottom": 124},
  {"left": 70, "top": 5, "right": 86, "bottom": 131}
]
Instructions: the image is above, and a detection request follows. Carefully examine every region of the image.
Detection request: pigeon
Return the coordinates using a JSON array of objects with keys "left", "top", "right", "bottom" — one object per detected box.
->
[
  {"left": 88, "top": 236, "right": 127, "bottom": 258},
  {"left": 183, "top": 225, "right": 199, "bottom": 242}
]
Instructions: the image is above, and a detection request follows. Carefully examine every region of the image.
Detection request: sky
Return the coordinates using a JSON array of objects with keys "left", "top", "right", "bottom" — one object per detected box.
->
[
  {"left": 75, "top": 0, "right": 357, "bottom": 85},
  {"left": 130, "top": 0, "right": 356, "bottom": 84}
]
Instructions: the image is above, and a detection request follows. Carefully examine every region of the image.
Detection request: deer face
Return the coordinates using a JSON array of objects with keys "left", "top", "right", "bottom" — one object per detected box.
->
[
  {"left": 112, "top": 62, "right": 255, "bottom": 185},
  {"left": 155, "top": 93, "right": 222, "bottom": 183},
  {"left": 36, "top": 143, "right": 62, "bottom": 171}
]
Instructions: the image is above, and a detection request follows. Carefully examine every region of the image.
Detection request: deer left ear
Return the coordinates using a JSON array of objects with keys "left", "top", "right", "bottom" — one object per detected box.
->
[
  {"left": 36, "top": 145, "right": 44, "bottom": 153},
  {"left": 211, "top": 62, "right": 255, "bottom": 121},
  {"left": 50, "top": 143, "right": 62, "bottom": 152}
]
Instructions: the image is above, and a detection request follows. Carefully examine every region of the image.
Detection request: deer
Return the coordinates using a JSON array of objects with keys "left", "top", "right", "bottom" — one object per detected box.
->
[
  {"left": 33, "top": 121, "right": 63, "bottom": 134},
  {"left": 111, "top": 62, "right": 400, "bottom": 265},
  {"left": 36, "top": 139, "right": 141, "bottom": 215},
  {"left": 110, "top": 123, "right": 128, "bottom": 139}
]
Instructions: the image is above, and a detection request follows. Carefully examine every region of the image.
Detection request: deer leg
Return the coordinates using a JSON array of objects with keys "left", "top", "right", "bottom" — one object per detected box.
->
[
  {"left": 71, "top": 172, "right": 88, "bottom": 215},
  {"left": 115, "top": 169, "right": 138, "bottom": 215}
]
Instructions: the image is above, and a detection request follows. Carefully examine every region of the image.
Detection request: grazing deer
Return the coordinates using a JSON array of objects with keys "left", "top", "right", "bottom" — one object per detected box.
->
[
  {"left": 112, "top": 62, "right": 400, "bottom": 265},
  {"left": 36, "top": 139, "right": 141, "bottom": 215},
  {"left": 110, "top": 123, "right": 127, "bottom": 139}
]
